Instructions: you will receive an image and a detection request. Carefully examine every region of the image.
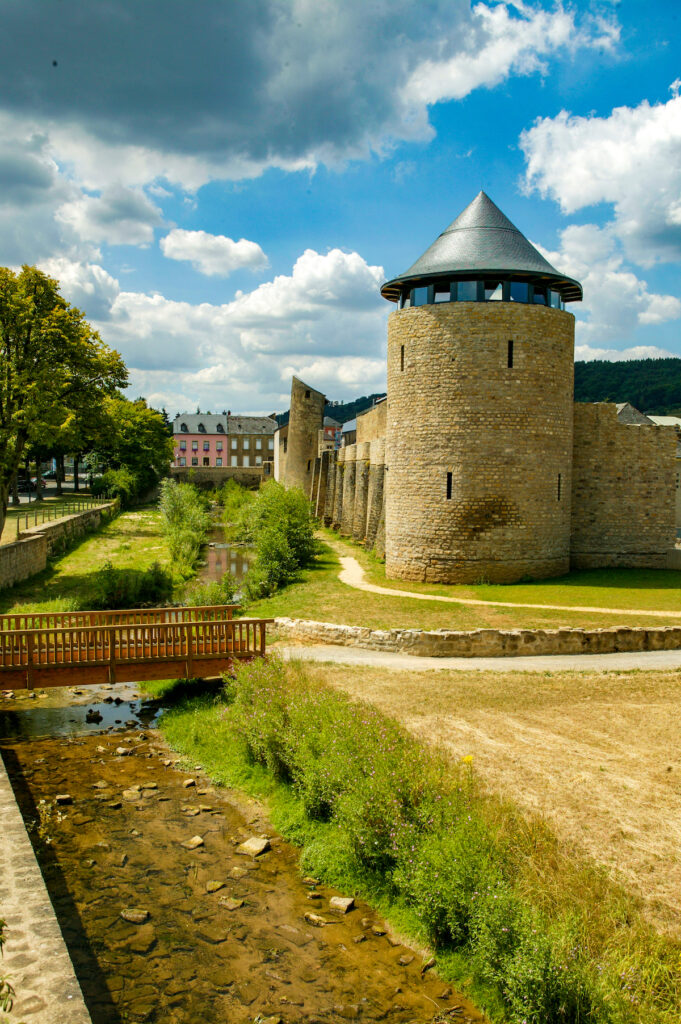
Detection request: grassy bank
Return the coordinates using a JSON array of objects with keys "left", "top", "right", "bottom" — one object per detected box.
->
[
  {"left": 245, "top": 533, "right": 681, "bottom": 630},
  {"left": 0, "top": 507, "right": 171, "bottom": 614},
  {"left": 147, "top": 659, "right": 680, "bottom": 1024}
]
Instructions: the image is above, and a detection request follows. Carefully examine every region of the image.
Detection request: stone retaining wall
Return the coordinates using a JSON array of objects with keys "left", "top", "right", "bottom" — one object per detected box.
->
[
  {"left": 0, "top": 501, "right": 118, "bottom": 590},
  {"left": 273, "top": 616, "right": 681, "bottom": 658}
]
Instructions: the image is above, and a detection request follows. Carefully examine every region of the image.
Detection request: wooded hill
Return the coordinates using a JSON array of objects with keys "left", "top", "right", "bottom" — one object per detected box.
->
[
  {"left": 574, "top": 358, "right": 681, "bottom": 414},
  {"left": 276, "top": 393, "right": 386, "bottom": 428}
]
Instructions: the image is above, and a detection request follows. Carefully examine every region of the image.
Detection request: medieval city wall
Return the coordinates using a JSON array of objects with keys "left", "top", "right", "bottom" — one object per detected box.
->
[
  {"left": 352, "top": 441, "right": 371, "bottom": 542},
  {"left": 365, "top": 438, "right": 385, "bottom": 551},
  {"left": 356, "top": 401, "right": 387, "bottom": 444},
  {"left": 385, "top": 303, "right": 575, "bottom": 584},
  {"left": 571, "top": 403, "right": 676, "bottom": 568},
  {"left": 340, "top": 444, "right": 357, "bottom": 536},
  {"left": 283, "top": 377, "right": 325, "bottom": 493}
]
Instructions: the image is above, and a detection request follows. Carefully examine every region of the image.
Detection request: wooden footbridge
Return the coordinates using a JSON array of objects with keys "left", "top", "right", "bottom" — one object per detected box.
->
[{"left": 0, "top": 605, "right": 274, "bottom": 690}]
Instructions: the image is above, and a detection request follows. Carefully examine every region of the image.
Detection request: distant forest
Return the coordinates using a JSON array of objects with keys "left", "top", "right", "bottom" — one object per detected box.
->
[{"left": 574, "top": 358, "right": 681, "bottom": 414}]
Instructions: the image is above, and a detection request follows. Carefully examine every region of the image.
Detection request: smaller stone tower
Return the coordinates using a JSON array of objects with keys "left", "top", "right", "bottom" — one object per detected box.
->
[{"left": 282, "top": 376, "right": 325, "bottom": 493}]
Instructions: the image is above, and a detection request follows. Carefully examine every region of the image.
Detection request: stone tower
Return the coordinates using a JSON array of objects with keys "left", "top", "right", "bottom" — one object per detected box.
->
[
  {"left": 282, "top": 376, "right": 325, "bottom": 493},
  {"left": 381, "top": 191, "right": 583, "bottom": 584}
]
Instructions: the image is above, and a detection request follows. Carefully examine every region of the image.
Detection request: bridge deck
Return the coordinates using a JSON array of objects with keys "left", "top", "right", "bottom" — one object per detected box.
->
[{"left": 0, "top": 611, "right": 273, "bottom": 689}]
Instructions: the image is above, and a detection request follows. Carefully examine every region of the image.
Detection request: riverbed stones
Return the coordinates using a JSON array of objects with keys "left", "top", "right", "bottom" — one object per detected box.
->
[
  {"left": 237, "top": 836, "right": 270, "bottom": 857},
  {"left": 205, "top": 880, "right": 224, "bottom": 893},
  {"left": 183, "top": 778, "right": 196, "bottom": 788},
  {"left": 120, "top": 908, "right": 149, "bottom": 924},
  {"left": 122, "top": 787, "right": 141, "bottom": 801},
  {"left": 115, "top": 747, "right": 131, "bottom": 756},
  {"left": 398, "top": 954, "right": 414, "bottom": 966},
  {"left": 218, "top": 896, "right": 244, "bottom": 911},
  {"left": 329, "top": 896, "right": 354, "bottom": 914},
  {"left": 181, "top": 835, "right": 204, "bottom": 850},
  {"left": 55, "top": 793, "right": 73, "bottom": 805},
  {"left": 304, "top": 912, "right": 328, "bottom": 927}
]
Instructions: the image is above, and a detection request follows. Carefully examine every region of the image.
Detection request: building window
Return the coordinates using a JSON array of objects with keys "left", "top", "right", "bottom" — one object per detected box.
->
[
  {"left": 268, "top": 438, "right": 274, "bottom": 450},
  {"left": 203, "top": 441, "right": 209, "bottom": 451},
  {"left": 509, "top": 281, "right": 529, "bottom": 303},
  {"left": 557, "top": 473, "right": 562, "bottom": 501},
  {"left": 203, "top": 457, "right": 210, "bottom": 467},
  {"left": 243, "top": 455, "right": 250, "bottom": 467},
  {"left": 434, "top": 285, "right": 450, "bottom": 302},
  {"left": 485, "top": 280, "right": 503, "bottom": 301},
  {"left": 446, "top": 472, "right": 452, "bottom": 500},
  {"left": 255, "top": 456, "right": 262, "bottom": 466},
  {"left": 256, "top": 438, "right": 262, "bottom": 450},
  {"left": 507, "top": 339, "right": 514, "bottom": 369},
  {"left": 216, "top": 440, "right": 223, "bottom": 451},
  {"left": 243, "top": 438, "right": 249, "bottom": 450},
  {"left": 457, "top": 280, "right": 477, "bottom": 301},
  {"left": 231, "top": 439, "right": 237, "bottom": 450},
  {"left": 283, "top": 438, "right": 288, "bottom": 454},
  {"left": 307, "top": 459, "right": 311, "bottom": 472},
  {"left": 179, "top": 457, "right": 186, "bottom": 467},
  {"left": 179, "top": 440, "right": 186, "bottom": 450},
  {"left": 305, "top": 389, "right": 310, "bottom": 398},
  {"left": 400, "top": 345, "right": 404, "bottom": 371},
  {"left": 191, "top": 457, "right": 198, "bottom": 466},
  {"left": 231, "top": 455, "right": 238, "bottom": 467},
  {"left": 180, "top": 422, "right": 188, "bottom": 432},
  {"left": 216, "top": 457, "right": 222, "bottom": 467},
  {"left": 533, "top": 285, "right": 547, "bottom": 305},
  {"left": 412, "top": 286, "right": 428, "bottom": 306},
  {"left": 192, "top": 441, "right": 198, "bottom": 451}
]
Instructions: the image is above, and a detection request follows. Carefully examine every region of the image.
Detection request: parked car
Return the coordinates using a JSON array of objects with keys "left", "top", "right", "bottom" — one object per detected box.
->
[
  {"left": 42, "top": 469, "right": 57, "bottom": 480},
  {"left": 15, "top": 472, "right": 36, "bottom": 492}
]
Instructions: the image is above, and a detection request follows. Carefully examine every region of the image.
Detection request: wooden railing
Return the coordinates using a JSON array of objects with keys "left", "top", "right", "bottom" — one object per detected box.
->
[
  {"left": 0, "top": 615, "right": 273, "bottom": 689},
  {"left": 0, "top": 604, "right": 238, "bottom": 633}
]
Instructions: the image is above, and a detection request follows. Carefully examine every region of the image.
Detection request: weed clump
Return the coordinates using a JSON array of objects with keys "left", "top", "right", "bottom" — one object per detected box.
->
[
  {"left": 158, "top": 478, "right": 211, "bottom": 576},
  {"left": 89, "top": 560, "right": 173, "bottom": 609},
  {"left": 236, "top": 481, "right": 317, "bottom": 600}
]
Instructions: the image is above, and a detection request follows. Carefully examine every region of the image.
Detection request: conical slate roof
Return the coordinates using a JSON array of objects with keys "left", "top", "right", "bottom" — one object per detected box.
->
[{"left": 381, "top": 191, "right": 582, "bottom": 302}]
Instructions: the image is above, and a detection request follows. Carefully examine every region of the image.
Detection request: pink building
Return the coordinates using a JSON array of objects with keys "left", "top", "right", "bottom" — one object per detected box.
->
[{"left": 173, "top": 413, "right": 277, "bottom": 469}]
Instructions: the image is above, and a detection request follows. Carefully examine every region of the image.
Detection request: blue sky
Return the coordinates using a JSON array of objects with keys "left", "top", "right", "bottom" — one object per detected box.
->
[{"left": 1, "top": 0, "right": 680, "bottom": 414}]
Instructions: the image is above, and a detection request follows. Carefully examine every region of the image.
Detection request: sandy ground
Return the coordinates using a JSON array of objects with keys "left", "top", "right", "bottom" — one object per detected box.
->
[{"left": 318, "top": 664, "right": 681, "bottom": 937}]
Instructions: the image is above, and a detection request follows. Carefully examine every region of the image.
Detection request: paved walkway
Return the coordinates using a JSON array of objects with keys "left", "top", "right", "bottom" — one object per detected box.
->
[
  {"left": 336, "top": 553, "right": 681, "bottom": 619},
  {"left": 278, "top": 643, "right": 681, "bottom": 672},
  {"left": 0, "top": 750, "right": 91, "bottom": 1023}
]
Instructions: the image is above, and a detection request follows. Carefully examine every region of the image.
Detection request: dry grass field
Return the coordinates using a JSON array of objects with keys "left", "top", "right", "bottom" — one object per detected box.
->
[{"left": 319, "top": 664, "right": 681, "bottom": 938}]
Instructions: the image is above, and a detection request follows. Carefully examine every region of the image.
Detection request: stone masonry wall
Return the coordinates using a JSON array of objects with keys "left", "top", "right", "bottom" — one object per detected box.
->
[
  {"left": 283, "top": 376, "right": 325, "bottom": 493},
  {"left": 274, "top": 616, "right": 681, "bottom": 657},
  {"left": 356, "top": 400, "right": 387, "bottom": 443},
  {"left": 332, "top": 447, "right": 345, "bottom": 529},
  {"left": 323, "top": 449, "right": 337, "bottom": 526},
  {"left": 571, "top": 403, "right": 676, "bottom": 568},
  {"left": 0, "top": 501, "right": 118, "bottom": 589},
  {"left": 340, "top": 444, "right": 357, "bottom": 536},
  {"left": 365, "top": 438, "right": 385, "bottom": 551},
  {"left": 385, "top": 303, "right": 575, "bottom": 583},
  {"left": 352, "top": 441, "right": 371, "bottom": 542}
]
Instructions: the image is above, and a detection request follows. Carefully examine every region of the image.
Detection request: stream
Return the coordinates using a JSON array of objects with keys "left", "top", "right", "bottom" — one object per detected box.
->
[{"left": 0, "top": 686, "right": 483, "bottom": 1024}]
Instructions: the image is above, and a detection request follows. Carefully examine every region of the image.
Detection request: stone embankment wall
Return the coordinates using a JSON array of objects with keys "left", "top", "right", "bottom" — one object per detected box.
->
[
  {"left": 385, "top": 303, "right": 575, "bottom": 584},
  {"left": 0, "top": 500, "right": 119, "bottom": 590},
  {"left": 571, "top": 404, "right": 677, "bottom": 569},
  {"left": 273, "top": 616, "right": 681, "bottom": 658}
]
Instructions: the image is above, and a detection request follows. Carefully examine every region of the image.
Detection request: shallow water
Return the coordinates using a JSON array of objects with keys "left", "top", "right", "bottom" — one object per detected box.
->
[
  {"left": 0, "top": 689, "right": 483, "bottom": 1024},
  {"left": 200, "top": 519, "right": 252, "bottom": 584}
]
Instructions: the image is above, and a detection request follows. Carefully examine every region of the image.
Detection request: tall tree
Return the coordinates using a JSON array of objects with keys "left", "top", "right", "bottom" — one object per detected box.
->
[{"left": 0, "top": 265, "right": 127, "bottom": 535}]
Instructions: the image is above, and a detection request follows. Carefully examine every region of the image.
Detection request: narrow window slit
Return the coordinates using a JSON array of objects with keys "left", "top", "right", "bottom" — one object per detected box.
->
[
  {"left": 557, "top": 473, "right": 562, "bottom": 501},
  {"left": 507, "top": 339, "right": 514, "bottom": 368},
  {"left": 400, "top": 345, "right": 404, "bottom": 371},
  {"left": 446, "top": 472, "right": 452, "bottom": 500}
]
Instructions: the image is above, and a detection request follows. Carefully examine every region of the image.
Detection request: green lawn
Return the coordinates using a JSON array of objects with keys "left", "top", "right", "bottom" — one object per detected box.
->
[
  {"left": 0, "top": 507, "right": 171, "bottom": 614},
  {"left": 246, "top": 531, "right": 681, "bottom": 630}
]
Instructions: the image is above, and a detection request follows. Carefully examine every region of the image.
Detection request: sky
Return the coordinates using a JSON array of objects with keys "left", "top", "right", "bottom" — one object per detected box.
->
[{"left": 1, "top": 0, "right": 680, "bottom": 416}]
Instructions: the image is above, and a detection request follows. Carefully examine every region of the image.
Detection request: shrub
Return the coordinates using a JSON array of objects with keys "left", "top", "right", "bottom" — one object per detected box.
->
[
  {"left": 216, "top": 479, "right": 255, "bottom": 524},
  {"left": 237, "top": 481, "right": 316, "bottom": 599},
  {"left": 158, "top": 478, "right": 211, "bottom": 576},
  {"left": 89, "top": 560, "right": 173, "bottom": 609},
  {"left": 184, "top": 573, "right": 239, "bottom": 608},
  {"left": 91, "top": 467, "right": 138, "bottom": 506}
]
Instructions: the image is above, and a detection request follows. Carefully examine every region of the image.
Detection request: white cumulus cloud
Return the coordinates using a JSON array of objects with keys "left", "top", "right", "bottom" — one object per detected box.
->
[
  {"left": 56, "top": 185, "right": 164, "bottom": 247},
  {"left": 521, "top": 84, "right": 681, "bottom": 265},
  {"left": 160, "top": 229, "right": 268, "bottom": 277}
]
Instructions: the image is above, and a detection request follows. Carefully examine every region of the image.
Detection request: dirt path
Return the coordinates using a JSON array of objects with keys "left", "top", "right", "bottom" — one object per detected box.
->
[{"left": 335, "top": 551, "right": 681, "bottom": 618}]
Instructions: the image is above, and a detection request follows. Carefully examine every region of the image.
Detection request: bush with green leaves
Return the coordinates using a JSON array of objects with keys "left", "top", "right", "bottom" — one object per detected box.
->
[
  {"left": 237, "top": 481, "right": 316, "bottom": 599},
  {"left": 89, "top": 560, "right": 173, "bottom": 609},
  {"left": 215, "top": 478, "right": 255, "bottom": 524},
  {"left": 91, "top": 466, "right": 139, "bottom": 506},
  {"left": 183, "top": 573, "right": 239, "bottom": 607},
  {"left": 158, "top": 478, "right": 211, "bottom": 576},
  {"left": 0, "top": 918, "right": 15, "bottom": 1015}
]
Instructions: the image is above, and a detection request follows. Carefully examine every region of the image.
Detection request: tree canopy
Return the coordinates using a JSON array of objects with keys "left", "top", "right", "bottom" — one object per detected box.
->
[
  {"left": 574, "top": 358, "right": 681, "bottom": 413},
  {"left": 0, "top": 265, "right": 127, "bottom": 532}
]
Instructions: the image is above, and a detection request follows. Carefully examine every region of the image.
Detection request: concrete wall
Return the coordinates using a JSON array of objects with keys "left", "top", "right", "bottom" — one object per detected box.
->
[
  {"left": 283, "top": 376, "right": 325, "bottom": 493},
  {"left": 571, "top": 403, "right": 676, "bottom": 568},
  {"left": 0, "top": 501, "right": 119, "bottom": 590},
  {"left": 385, "top": 303, "right": 575, "bottom": 584},
  {"left": 356, "top": 400, "right": 387, "bottom": 444},
  {"left": 273, "top": 616, "right": 681, "bottom": 658}
]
